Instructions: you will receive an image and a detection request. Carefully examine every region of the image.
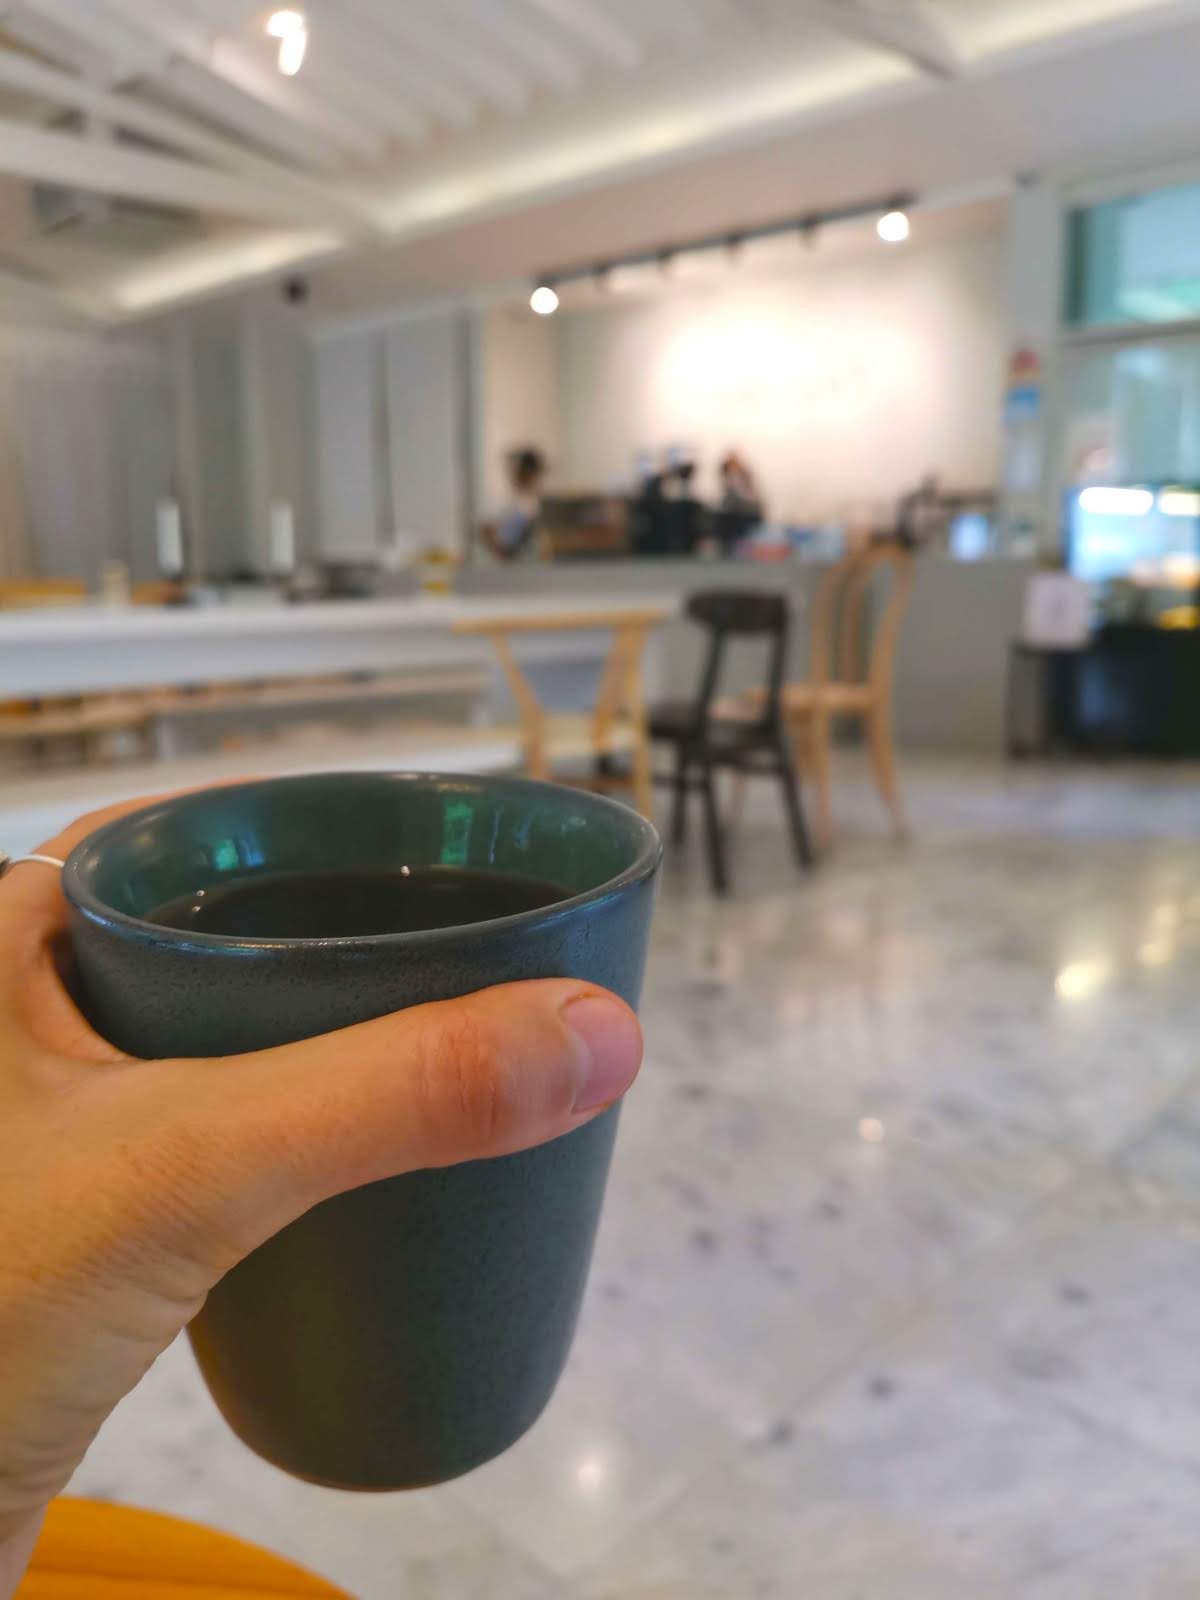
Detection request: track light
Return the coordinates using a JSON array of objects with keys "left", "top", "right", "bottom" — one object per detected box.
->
[
  {"left": 277, "top": 28, "right": 307, "bottom": 73},
  {"left": 535, "top": 191, "right": 918, "bottom": 296},
  {"left": 267, "top": 9, "right": 307, "bottom": 74},
  {"left": 267, "top": 9, "right": 304, "bottom": 35}
]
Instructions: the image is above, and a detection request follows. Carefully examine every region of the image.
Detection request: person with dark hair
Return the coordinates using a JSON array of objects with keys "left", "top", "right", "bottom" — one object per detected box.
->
[
  {"left": 714, "top": 451, "right": 764, "bottom": 554},
  {"left": 481, "top": 446, "right": 547, "bottom": 561}
]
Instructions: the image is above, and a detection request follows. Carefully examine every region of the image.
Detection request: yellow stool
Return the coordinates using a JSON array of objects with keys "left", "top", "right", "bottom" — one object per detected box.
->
[{"left": 17, "top": 1497, "right": 351, "bottom": 1598}]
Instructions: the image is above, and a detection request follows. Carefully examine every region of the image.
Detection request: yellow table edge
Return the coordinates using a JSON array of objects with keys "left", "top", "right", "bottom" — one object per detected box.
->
[{"left": 17, "top": 1498, "right": 353, "bottom": 1598}]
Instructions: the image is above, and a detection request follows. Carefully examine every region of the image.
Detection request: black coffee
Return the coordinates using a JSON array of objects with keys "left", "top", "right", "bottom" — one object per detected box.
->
[{"left": 146, "top": 866, "right": 568, "bottom": 939}]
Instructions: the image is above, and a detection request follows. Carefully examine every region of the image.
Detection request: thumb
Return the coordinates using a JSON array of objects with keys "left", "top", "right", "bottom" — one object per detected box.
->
[{"left": 155, "top": 978, "right": 642, "bottom": 1271}]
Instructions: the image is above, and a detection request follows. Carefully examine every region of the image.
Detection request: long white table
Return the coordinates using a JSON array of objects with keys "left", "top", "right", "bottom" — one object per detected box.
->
[{"left": 1, "top": 594, "right": 675, "bottom": 698}]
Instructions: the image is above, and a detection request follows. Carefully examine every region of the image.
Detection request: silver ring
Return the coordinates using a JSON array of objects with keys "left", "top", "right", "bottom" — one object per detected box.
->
[{"left": 0, "top": 852, "right": 65, "bottom": 877}]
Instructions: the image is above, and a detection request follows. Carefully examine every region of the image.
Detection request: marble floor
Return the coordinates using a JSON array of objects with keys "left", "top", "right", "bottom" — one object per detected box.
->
[{"left": 68, "top": 756, "right": 1200, "bottom": 1597}]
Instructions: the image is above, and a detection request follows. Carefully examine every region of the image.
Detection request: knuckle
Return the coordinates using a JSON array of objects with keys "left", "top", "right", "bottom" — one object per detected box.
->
[{"left": 420, "top": 1007, "right": 516, "bottom": 1148}]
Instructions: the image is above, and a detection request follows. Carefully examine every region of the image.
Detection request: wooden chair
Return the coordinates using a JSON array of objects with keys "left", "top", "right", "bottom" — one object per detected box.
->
[
  {"left": 649, "top": 589, "right": 813, "bottom": 894},
  {"left": 760, "top": 543, "right": 915, "bottom": 850},
  {"left": 0, "top": 695, "right": 154, "bottom": 765},
  {"left": 17, "top": 1496, "right": 351, "bottom": 1597},
  {"left": 453, "top": 605, "right": 668, "bottom": 820}
]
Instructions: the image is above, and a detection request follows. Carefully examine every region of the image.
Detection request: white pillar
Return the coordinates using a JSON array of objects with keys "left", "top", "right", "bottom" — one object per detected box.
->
[{"left": 999, "top": 177, "right": 1065, "bottom": 557}]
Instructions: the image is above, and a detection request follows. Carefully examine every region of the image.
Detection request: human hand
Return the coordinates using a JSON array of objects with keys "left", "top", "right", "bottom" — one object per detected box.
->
[{"left": 0, "top": 797, "right": 642, "bottom": 1591}]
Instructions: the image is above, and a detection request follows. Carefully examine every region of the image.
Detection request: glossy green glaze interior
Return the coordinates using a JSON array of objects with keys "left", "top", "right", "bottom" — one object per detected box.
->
[{"left": 66, "top": 772, "right": 659, "bottom": 940}]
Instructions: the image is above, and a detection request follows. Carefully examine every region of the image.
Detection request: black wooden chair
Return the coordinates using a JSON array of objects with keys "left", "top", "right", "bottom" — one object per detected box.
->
[{"left": 649, "top": 589, "right": 813, "bottom": 894}]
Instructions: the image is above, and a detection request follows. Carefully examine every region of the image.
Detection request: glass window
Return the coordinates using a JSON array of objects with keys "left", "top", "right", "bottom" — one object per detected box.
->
[
  {"left": 1067, "top": 180, "right": 1200, "bottom": 327},
  {"left": 1061, "top": 335, "right": 1200, "bottom": 483}
]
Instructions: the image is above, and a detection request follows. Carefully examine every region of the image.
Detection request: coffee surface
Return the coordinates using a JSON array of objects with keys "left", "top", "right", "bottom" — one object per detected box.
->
[{"left": 146, "top": 866, "right": 568, "bottom": 939}]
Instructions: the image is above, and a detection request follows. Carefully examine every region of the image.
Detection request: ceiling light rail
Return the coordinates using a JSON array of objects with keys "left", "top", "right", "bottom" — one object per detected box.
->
[{"left": 532, "top": 189, "right": 916, "bottom": 303}]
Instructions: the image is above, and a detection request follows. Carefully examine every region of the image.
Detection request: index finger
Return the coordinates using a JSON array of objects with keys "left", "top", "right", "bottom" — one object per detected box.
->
[
  {"left": 0, "top": 791, "right": 177, "bottom": 934},
  {"left": 0, "top": 792, "right": 194, "bottom": 1049}
]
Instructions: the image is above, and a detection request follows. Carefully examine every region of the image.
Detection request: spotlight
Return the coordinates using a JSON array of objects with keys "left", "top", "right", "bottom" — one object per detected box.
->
[
  {"left": 266, "top": 8, "right": 305, "bottom": 36},
  {"left": 877, "top": 209, "right": 910, "bottom": 244},
  {"left": 267, "top": 10, "right": 307, "bottom": 74},
  {"left": 530, "top": 284, "right": 559, "bottom": 315},
  {"left": 277, "top": 27, "right": 307, "bottom": 73}
]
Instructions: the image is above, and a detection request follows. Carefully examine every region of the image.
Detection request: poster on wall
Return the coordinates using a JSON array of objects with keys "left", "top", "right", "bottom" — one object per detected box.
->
[{"left": 1002, "top": 345, "right": 1044, "bottom": 496}]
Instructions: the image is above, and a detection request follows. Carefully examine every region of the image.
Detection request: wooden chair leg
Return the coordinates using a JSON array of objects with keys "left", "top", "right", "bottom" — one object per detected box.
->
[
  {"left": 630, "top": 726, "right": 654, "bottom": 821},
  {"left": 865, "top": 705, "right": 908, "bottom": 840},
  {"left": 699, "top": 763, "right": 729, "bottom": 895},
  {"left": 797, "top": 709, "right": 833, "bottom": 852}
]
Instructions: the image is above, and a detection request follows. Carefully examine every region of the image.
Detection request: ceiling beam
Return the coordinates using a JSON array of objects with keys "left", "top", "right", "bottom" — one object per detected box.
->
[
  {"left": 0, "top": 260, "right": 104, "bottom": 325},
  {"left": 13, "top": 0, "right": 371, "bottom": 163},
  {"left": 188, "top": 0, "right": 442, "bottom": 137},
  {"left": 101, "top": 0, "right": 387, "bottom": 159},
  {"left": 154, "top": 59, "right": 344, "bottom": 173},
  {"left": 519, "top": 0, "right": 644, "bottom": 70},
  {"left": 0, "top": 4, "right": 118, "bottom": 81},
  {"left": 807, "top": 0, "right": 963, "bottom": 78},
  {"left": 6, "top": 0, "right": 162, "bottom": 78},
  {"left": 440, "top": 0, "right": 584, "bottom": 94},
  {"left": 276, "top": 8, "right": 473, "bottom": 132},
  {"left": 629, "top": 0, "right": 709, "bottom": 50},
  {"left": 269, "top": 47, "right": 431, "bottom": 145},
  {"left": 0, "top": 50, "right": 386, "bottom": 235},
  {"left": 340, "top": 0, "right": 531, "bottom": 113},
  {"left": 0, "top": 118, "right": 351, "bottom": 226},
  {"left": 301, "top": 42, "right": 468, "bottom": 135}
]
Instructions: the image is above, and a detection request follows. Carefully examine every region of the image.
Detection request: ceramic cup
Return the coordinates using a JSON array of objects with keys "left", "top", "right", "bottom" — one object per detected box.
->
[{"left": 63, "top": 772, "right": 660, "bottom": 1490}]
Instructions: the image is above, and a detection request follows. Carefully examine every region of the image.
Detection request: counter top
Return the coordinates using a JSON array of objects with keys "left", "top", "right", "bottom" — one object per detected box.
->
[
  {"left": 0, "top": 592, "right": 675, "bottom": 646},
  {"left": 2, "top": 592, "right": 677, "bottom": 698}
]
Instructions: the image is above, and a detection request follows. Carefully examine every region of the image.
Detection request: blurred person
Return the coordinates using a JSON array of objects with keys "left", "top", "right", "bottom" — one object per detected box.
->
[
  {"left": 0, "top": 797, "right": 642, "bottom": 1595},
  {"left": 481, "top": 446, "right": 547, "bottom": 562},
  {"left": 661, "top": 458, "right": 707, "bottom": 556},
  {"left": 895, "top": 471, "right": 942, "bottom": 550},
  {"left": 715, "top": 451, "right": 765, "bottom": 554}
]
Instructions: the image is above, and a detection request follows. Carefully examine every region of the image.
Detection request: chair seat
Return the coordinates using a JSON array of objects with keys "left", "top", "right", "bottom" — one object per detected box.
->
[
  {"left": 780, "top": 681, "right": 874, "bottom": 713},
  {"left": 736, "top": 682, "right": 874, "bottom": 718},
  {"left": 648, "top": 698, "right": 699, "bottom": 740},
  {"left": 649, "top": 698, "right": 769, "bottom": 747}
]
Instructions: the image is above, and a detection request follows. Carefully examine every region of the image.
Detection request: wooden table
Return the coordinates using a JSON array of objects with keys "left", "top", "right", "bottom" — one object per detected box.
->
[{"left": 455, "top": 603, "right": 670, "bottom": 818}]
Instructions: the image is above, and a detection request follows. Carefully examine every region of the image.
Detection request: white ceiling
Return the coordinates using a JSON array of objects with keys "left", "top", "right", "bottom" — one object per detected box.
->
[{"left": 0, "top": 0, "right": 1197, "bottom": 324}]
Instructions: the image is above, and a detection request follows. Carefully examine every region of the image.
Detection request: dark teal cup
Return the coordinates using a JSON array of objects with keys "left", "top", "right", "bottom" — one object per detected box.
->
[{"left": 62, "top": 772, "right": 660, "bottom": 1490}]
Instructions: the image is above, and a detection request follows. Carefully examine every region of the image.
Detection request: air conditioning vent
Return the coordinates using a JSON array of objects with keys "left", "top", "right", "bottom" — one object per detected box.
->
[{"left": 30, "top": 111, "right": 202, "bottom": 254}]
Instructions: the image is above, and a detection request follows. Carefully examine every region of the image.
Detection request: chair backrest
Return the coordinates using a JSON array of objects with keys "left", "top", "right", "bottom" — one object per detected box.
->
[
  {"left": 686, "top": 588, "right": 790, "bottom": 729},
  {"left": 808, "top": 543, "right": 915, "bottom": 696}
]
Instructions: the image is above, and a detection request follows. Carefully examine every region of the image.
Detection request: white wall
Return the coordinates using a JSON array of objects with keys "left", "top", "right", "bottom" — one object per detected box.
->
[
  {"left": 387, "top": 312, "right": 465, "bottom": 555},
  {"left": 242, "top": 299, "right": 318, "bottom": 570},
  {"left": 315, "top": 329, "right": 380, "bottom": 559},
  {"left": 476, "top": 306, "right": 562, "bottom": 510},
  {"left": 314, "top": 309, "right": 471, "bottom": 561},
  {"left": 0, "top": 322, "right": 175, "bottom": 583},
  {"left": 557, "top": 231, "right": 1005, "bottom": 520}
]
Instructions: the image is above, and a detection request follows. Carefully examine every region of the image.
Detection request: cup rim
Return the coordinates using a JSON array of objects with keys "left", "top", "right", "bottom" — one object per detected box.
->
[{"left": 62, "top": 771, "right": 662, "bottom": 953}]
